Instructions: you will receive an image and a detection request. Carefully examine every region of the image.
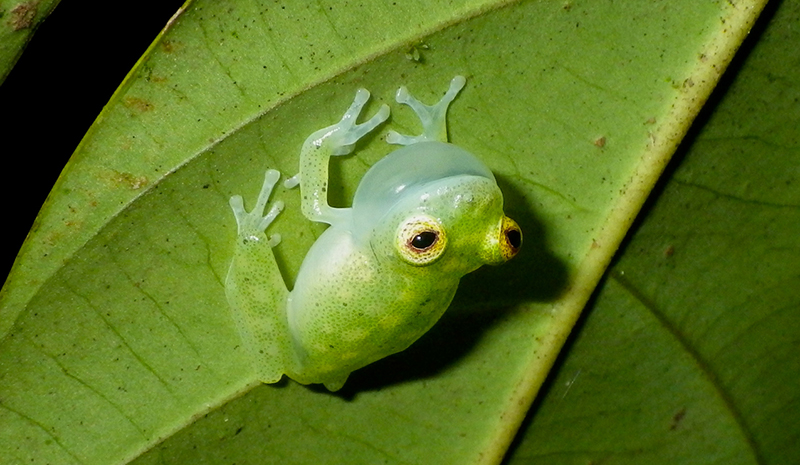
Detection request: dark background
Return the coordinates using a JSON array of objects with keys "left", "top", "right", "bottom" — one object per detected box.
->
[{"left": 1, "top": 1, "right": 186, "bottom": 283}]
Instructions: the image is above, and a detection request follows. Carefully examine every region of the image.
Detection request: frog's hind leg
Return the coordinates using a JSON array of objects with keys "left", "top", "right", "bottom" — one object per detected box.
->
[
  {"left": 387, "top": 75, "right": 466, "bottom": 145},
  {"left": 322, "top": 376, "right": 349, "bottom": 392},
  {"left": 226, "top": 169, "right": 293, "bottom": 384}
]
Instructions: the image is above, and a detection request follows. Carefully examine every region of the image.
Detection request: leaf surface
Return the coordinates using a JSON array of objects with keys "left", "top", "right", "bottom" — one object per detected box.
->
[
  {"left": 505, "top": 2, "right": 800, "bottom": 463},
  {"left": 0, "top": 1, "right": 766, "bottom": 464}
]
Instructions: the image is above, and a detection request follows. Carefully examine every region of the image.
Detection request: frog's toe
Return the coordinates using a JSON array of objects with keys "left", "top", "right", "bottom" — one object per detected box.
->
[
  {"left": 257, "top": 200, "right": 284, "bottom": 233},
  {"left": 331, "top": 91, "right": 390, "bottom": 152},
  {"left": 230, "top": 169, "right": 284, "bottom": 235},
  {"left": 386, "top": 129, "right": 423, "bottom": 146},
  {"left": 387, "top": 76, "right": 466, "bottom": 145},
  {"left": 343, "top": 103, "right": 390, "bottom": 143}
]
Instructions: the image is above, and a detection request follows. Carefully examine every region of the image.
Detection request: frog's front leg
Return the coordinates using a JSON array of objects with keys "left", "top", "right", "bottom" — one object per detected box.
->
[
  {"left": 387, "top": 75, "right": 466, "bottom": 145},
  {"left": 296, "top": 89, "right": 390, "bottom": 225},
  {"left": 226, "top": 169, "right": 293, "bottom": 384}
]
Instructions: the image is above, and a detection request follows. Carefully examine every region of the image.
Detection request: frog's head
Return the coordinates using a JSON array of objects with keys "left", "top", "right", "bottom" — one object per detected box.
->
[
  {"left": 390, "top": 176, "right": 521, "bottom": 271},
  {"left": 352, "top": 141, "right": 521, "bottom": 275}
]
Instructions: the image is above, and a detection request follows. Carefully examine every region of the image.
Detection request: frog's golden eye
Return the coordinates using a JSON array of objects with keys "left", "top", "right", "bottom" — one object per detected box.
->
[{"left": 396, "top": 215, "right": 447, "bottom": 266}]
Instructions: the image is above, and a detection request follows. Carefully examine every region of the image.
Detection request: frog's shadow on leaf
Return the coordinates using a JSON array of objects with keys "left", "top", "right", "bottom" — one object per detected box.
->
[
  {"left": 331, "top": 175, "right": 568, "bottom": 398},
  {"left": 454, "top": 174, "right": 568, "bottom": 305}
]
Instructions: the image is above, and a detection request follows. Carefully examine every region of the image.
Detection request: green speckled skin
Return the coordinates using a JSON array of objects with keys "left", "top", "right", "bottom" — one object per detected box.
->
[{"left": 226, "top": 77, "right": 521, "bottom": 391}]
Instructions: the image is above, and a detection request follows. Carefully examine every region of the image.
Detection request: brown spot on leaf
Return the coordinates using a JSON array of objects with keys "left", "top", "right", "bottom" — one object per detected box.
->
[
  {"left": 670, "top": 407, "right": 687, "bottom": 430},
  {"left": 110, "top": 170, "right": 149, "bottom": 190},
  {"left": 161, "top": 39, "right": 184, "bottom": 53},
  {"left": 124, "top": 97, "right": 154, "bottom": 113},
  {"left": 9, "top": 1, "right": 38, "bottom": 31}
]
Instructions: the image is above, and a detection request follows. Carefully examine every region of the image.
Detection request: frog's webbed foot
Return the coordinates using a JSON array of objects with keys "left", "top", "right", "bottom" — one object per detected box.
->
[
  {"left": 308, "top": 89, "right": 390, "bottom": 156},
  {"left": 387, "top": 75, "right": 466, "bottom": 145},
  {"left": 229, "top": 169, "right": 284, "bottom": 246}
]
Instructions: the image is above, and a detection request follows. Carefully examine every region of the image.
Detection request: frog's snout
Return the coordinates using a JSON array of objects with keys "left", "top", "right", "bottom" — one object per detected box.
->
[
  {"left": 499, "top": 216, "right": 522, "bottom": 261},
  {"left": 481, "top": 215, "right": 522, "bottom": 265}
]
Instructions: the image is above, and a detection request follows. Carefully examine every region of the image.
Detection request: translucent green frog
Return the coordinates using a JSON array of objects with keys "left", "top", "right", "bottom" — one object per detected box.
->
[{"left": 226, "top": 76, "right": 521, "bottom": 391}]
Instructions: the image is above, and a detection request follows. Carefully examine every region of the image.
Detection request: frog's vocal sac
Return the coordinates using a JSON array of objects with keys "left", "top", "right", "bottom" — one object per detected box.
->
[{"left": 225, "top": 76, "right": 522, "bottom": 391}]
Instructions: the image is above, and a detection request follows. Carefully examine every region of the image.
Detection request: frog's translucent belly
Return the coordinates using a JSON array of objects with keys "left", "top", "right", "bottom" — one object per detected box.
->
[{"left": 286, "top": 227, "right": 459, "bottom": 383}]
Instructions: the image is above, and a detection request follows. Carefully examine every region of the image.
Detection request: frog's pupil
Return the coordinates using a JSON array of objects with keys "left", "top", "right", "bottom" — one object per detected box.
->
[
  {"left": 411, "top": 231, "right": 437, "bottom": 250},
  {"left": 506, "top": 229, "right": 522, "bottom": 249}
]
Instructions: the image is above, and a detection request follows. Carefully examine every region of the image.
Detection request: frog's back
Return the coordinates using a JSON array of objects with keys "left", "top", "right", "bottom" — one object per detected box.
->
[{"left": 352, "top": 142, "right": 494, "bottom": 231}]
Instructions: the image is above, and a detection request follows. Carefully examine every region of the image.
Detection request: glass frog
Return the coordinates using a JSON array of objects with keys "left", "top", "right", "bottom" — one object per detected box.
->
[{"left": 226, "top": 76, "right": 522, "bottom": 391}]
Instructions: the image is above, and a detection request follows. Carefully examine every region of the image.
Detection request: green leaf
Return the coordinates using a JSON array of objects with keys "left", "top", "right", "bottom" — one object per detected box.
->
[
  {"left": 0, "top": 0, "right": 60, "bottom": 85},
  {"left": 0, "top": 0, "right": 768, "bottom": 464},
  {"left": 504, "top": 1, "right": 800, "bottom": 463}
]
